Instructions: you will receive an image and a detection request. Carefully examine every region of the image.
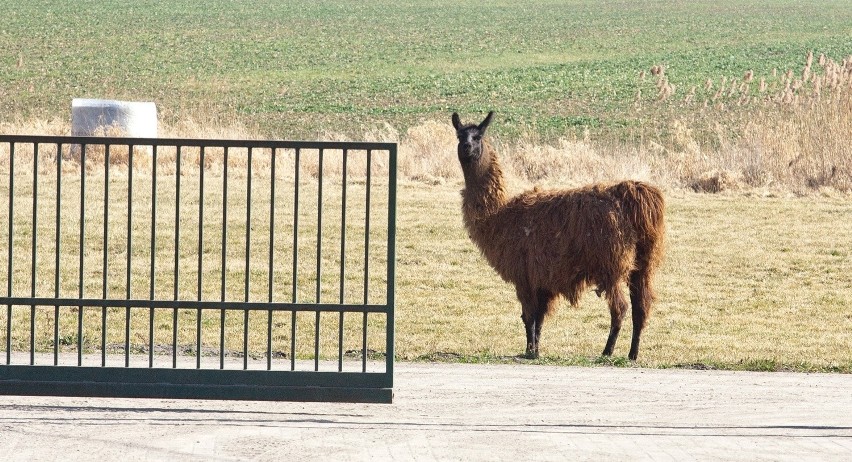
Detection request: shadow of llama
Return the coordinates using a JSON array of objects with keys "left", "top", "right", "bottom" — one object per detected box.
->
[{"left": 452, "top": 111, "right": 665, "bottom": 360}]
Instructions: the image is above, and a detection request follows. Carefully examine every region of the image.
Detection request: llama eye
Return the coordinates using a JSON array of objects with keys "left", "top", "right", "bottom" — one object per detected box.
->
[{"left": 473, "top": 135, "right": 481, "bottom": 141}]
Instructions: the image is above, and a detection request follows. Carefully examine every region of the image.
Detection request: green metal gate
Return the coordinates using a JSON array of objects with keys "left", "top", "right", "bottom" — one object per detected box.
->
[{"left": 0, "top": 135, "right": 396, "bottom": 403}]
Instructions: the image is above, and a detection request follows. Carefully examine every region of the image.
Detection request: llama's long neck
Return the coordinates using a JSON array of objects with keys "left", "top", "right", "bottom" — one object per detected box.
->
[{"left": 460, "top": 141, "right": 509, "bottom": 235}]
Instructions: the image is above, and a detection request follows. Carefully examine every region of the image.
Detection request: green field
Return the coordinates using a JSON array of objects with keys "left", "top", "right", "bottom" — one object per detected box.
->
[
  {"left": 2, "top": 0, "right": 851, "bottom": 141},
  {"left": 2, "top": 1, "right": 851, "bottom": 371}
]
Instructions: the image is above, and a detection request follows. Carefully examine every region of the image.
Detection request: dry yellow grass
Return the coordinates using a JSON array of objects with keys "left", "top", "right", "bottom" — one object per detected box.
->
[
  {"left": 635, "top": 52, "right": 852, "bottom": 194},
  {"left": 395, "top": 182, "right": 852, "bottom": 371},
  {"left": 2, "top": 59, "right": 851, "bottom": 369},
  {"left": 1, "top": 154, "right": 850, "bottom": 370}
]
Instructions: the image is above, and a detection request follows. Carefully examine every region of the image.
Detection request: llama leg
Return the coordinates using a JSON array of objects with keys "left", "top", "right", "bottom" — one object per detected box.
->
[
  {"left": 532, "top": 311, "right": 545, "bottom": 358},
  {"left": 628, "top": 271, "right": 652, "bottom": 361},
  {"left": 517, "top": 287, "right": 538, "bottom": 358},
  {"left": 521, "top": 313, "right": 536, "bottom": 358},
  {"left": 533, "top": 289, "right": 556, "bottom": 358},
  {"left": 602, "top": 285, "right": 629, "bottom": 357}
]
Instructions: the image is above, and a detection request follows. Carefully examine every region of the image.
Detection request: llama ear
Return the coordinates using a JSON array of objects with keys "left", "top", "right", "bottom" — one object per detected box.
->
[
  {"left": 451, "top": 112, "right": 462, "bottom": 130},
  {"left": 479, "top": 111, "right": 494, "bottom": 132}
]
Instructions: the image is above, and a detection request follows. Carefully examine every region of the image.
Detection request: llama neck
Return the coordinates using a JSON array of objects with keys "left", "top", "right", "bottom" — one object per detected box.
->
[{"left": 460, "top": 143, "right": 509, "bottom": 230}]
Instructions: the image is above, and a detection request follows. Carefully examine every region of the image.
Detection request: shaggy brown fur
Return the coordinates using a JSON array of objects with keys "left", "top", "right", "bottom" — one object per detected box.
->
[{"left": 452, "top": 111, "right": 665, "bottom": 360}]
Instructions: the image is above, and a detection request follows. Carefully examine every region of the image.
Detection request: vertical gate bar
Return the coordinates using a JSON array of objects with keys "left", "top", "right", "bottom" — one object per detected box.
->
[
  {"left": 5, "top": 142, "right": 12, "bottom": 365},
  {"left": 149, "top": 145, "right": 158, "bottom": 368},
  {"left": 362, "top": 312, "right": 368, "bottom": 373},
  {"left": 54, "top": 143, "right": 61, "bottom": 366},
  {"left": 78, "top": 144, "right": 86, "bottom": 367},
  {"left": 197, "top": 146, "right": 204, "bottom": 369},
  {"left": 244, "top": 147, "right": 253, "bottom": 370},
  {"left": 362, "top": 149, "right": 372, "bottom": 373},
  {"left": 386, "top": 146, "right": 398, "bottom": 377},
  {"left": 338, "top": 149, "right": 347, "bottom": 371},
  {"left": 364, "top": 150, "right": 372, "bottom": 303},
  {"left": 290, "top": 309, "right": 296, "bottom": 371},
  {"left": 314, "top": 311, "right": 320, "bottom": 371},
  {"left": 102, "top": 144, "right": 110, "bottom": 367},
  {"left": 126, "top": 144, "right": 134, "bottom": 367},
  {"left": 220, "top": 146, "right": 228, "bottom": 369},
  {"left": 316, "top": 149, "right": 323, "bottom": 303},
  {"left": 30, "top": 143, "right": 38, "bottom": 365},
  {"left": 315, "top": 149, "right": 324, "bottom": 371},
  {"left": 267, "top": 148, "right": 276, "bottom": 371},
  {"left": 126, "top": 146, "right": 133, "bottom": 290},
  {"left": 291, "top": 148, "right": 299, "bottom": 371},
  {"left": 173, "top": 145, "right": 181, "bottom": 369}
]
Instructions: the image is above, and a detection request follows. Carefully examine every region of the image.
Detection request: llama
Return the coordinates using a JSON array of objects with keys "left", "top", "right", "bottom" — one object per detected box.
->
[{"left": 451, "top": 111, "right": 665, "bottom": 360}]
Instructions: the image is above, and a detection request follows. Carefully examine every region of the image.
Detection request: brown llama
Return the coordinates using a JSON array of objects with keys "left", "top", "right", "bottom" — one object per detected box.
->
[{"left": 451, "top": 111, "right": 665, "bottom": 360}]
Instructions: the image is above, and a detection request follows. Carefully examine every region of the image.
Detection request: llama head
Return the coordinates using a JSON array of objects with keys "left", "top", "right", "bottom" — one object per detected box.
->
[{"left": 452, "top": 111, "right": 494, "bottom": 164}]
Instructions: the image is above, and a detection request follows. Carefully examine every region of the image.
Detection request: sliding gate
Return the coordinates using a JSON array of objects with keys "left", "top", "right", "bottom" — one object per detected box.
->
[{"left": 0, "top": 135, "right": 396, "bottom": 403}]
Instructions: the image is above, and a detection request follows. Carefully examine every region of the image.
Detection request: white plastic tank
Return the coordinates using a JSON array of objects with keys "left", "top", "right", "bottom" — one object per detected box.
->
[{"left": 71, "top": 98, "right": 158, "bottom": 138}]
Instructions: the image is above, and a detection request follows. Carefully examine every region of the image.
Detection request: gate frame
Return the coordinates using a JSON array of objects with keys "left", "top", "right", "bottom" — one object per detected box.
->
[{"left": 0, "top": 135, "right": 397, "bottom": 403}]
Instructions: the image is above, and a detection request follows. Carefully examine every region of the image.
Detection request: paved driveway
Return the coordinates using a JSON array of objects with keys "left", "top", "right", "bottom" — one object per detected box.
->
[{"left": 1, "top": 363, "right": 850, "bottom": 461}]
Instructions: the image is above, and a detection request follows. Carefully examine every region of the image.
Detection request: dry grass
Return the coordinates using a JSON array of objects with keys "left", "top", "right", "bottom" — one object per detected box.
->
[
  {"left": 635, "top": 52, "right": 852, "bottom": 194},
  {"left": 394, "top": 183, "right": 852, "bottom": 371},
  {"left": 1, "top": 153, "right": 850, "bottom": 370}
]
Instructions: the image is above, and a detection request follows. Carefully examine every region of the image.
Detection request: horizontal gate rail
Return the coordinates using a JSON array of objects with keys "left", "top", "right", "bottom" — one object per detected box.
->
[
  {"left": 0, "top": 134, "right": 395, "bottom": 151},
  {"left": 0, "top": 134, "right": 397, "bottom": 403},
  {"left": 0, "top": 298, "right": 392, "bottom": 313},
  {"left": 0, "top": 366, "right": 391, "bottom": 403}
]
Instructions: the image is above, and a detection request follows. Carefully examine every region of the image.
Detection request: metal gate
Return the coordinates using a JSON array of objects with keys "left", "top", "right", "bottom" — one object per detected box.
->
[{"left": 0, "top": 135, "right": 396, "bottom": 403}]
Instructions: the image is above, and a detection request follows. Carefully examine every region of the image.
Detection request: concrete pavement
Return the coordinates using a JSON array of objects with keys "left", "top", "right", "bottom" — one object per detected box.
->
[{"left": 1, "top": 363, "right": 850, "bottom": 461}]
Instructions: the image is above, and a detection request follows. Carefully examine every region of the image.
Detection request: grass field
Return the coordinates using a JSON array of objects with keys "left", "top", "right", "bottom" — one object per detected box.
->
[
  {"left": 3, "top": 0, "right": 851, "bottom": 141},
  {"left": 1, "top": 158, "right": 850, "bottom": 371},
  {"left": 395, "top": 181, "right": 852, "bottom": 372},
  {"left": 2, "top": 1, "right": 851, "bottom": 371}
]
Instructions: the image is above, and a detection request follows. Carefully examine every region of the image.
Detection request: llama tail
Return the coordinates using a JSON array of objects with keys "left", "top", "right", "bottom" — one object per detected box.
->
[
  {"left": 614, "top": 181, "right": 665, "bottom": 360},
  {"left": 615, "top": 181, "right": 666, "bottom": 301}
]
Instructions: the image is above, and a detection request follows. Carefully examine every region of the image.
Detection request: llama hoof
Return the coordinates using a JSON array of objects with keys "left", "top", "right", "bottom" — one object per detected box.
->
[{"left": 523, "top": 350, "right": 539, "bottom": 360}]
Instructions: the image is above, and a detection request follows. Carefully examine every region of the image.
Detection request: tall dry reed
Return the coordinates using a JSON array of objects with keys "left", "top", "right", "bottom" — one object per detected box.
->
[{"left": 636, "top": 51, "right": 852, "bottom": 193}]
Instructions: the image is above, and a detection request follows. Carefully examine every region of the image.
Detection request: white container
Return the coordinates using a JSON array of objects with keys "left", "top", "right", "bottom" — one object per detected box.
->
[{"left": 71, "top": 98, "right": 158, "bottom": 138}]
